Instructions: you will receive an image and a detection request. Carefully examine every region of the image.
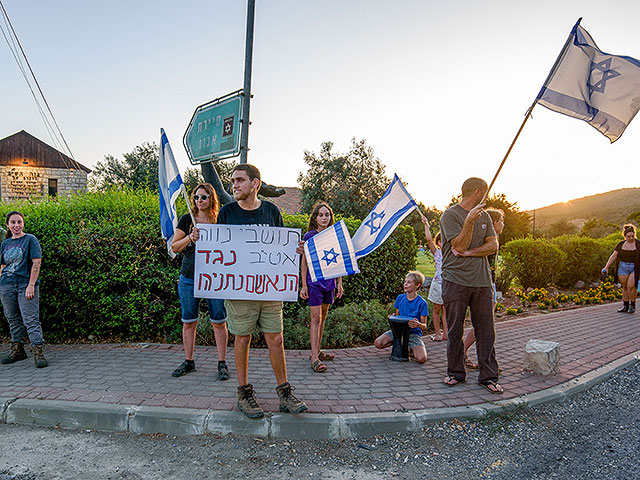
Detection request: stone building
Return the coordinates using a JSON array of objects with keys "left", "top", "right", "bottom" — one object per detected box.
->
[{"left": 0, "top": 130, "right": 91, "bottom": 202}]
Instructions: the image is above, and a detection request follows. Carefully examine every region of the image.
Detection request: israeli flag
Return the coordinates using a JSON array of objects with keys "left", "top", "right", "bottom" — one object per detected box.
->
[
  {"left": 304, "top": 220, "right": 360, "bottom": 282},
  {"left": 352, "top": 174, "right": 417, "bottom": 259},
  {"left": 159, "top": 128, "right": 185, "bottom": 259},
  {"left": 537, "top": 19, "right": 640, "bottom": 143}
]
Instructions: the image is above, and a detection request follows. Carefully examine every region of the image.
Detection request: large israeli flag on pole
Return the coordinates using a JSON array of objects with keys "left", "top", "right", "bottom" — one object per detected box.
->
[
  {"left": 304, "top": 220, "right": 360, "bottom": 282},
  {"left": 352, "top": 174, "right": 417, "bottom": 259},
  {"left": 159, "top": 128, "right": 185, "bottom": 259},
  {"left": 536, "top": 19, "right": 640, "bottom": 143}
]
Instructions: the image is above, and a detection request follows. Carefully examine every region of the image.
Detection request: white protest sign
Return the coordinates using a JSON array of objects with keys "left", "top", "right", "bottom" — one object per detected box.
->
[{"left": 194, "top": 224, "right": 301, "bottom": 301}]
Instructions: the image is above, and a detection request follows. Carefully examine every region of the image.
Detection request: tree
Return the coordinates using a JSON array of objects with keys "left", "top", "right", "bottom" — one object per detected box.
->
[
  {"left": 89, "top": 142, "right": 159, "bottom": 192},
  {"left": 445, "top": 193, "right": 530, "bottom": 243},
  {"left": 297, "top": 139, "right": 391, "bottom": 218},
  {"left": 580, "top": 218, "right": 619, "bottom": 238},
  {"left": 546, "top": 218, "right": 579, "bottom": 238}
]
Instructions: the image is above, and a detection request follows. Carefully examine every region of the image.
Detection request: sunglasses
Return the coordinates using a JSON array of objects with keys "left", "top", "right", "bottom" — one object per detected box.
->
[{"left": 193, "top": 194, "right": 210, "bottom": 201}]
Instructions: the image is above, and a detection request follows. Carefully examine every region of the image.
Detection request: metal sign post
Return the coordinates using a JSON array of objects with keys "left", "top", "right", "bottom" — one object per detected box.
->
[{"left": 240, "top": 0, "right": 255, "bottom": 164}]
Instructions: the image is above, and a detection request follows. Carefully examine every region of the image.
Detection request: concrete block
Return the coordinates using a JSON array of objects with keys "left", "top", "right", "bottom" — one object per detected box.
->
[
  {"left": 524, "top": 339, "right": 561, "bottom": 375},
  {"left": 128, "top": 406, "right": 207, "bottom": 435},
  {"left": 339, "top": 412, "right": 417, "bottom": 438},
  {"left": 6, "top": 399, "right": 129, "bottom": 432},
  {"left": 270, "top": 413, "right": 340, "bottom": 440},
  {"left": 414, "top": 405, "right": 486, "bottom": 427},
  {"left": 206, "top": 411, "right": 270, "bottom": 437},
  {"left": 521, "top": 388, "right": 566, "bottom": 408}
]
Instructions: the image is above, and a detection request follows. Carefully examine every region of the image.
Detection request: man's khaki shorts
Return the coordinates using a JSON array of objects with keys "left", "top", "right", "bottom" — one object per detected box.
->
[{"left": 224, "top": 299, "right": 283, "bottom": 335}]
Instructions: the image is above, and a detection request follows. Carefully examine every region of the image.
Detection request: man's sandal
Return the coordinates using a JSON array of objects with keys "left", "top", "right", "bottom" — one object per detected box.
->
[
  {"left": 318, "top": 351, "right": 335, "bottom": 361},
  {"left": 443, "top": 375, "right": 465, "bottom": 386},
  {"left": 479, "top": 380, "right": 504, "bottom": 394},
  {"left": 311, "top": 360, "right": 328, "bottom": 373}
]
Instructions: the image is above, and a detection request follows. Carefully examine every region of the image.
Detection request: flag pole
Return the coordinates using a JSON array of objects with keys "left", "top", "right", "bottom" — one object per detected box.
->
[
  {"left": 180, "top": 185, "right": 197, "bottom": 227},
  {"left": 481, "top": 19, "right": 579, "bottom": 203}
]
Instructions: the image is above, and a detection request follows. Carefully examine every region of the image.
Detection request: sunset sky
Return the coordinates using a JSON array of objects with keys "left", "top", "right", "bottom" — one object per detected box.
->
[{"left": 2, "top": 0, "right": 640, "bottom": 211}]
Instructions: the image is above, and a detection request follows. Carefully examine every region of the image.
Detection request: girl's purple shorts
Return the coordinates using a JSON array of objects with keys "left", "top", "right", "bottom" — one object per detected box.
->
[{"left": 308, "top": 284, "right": 335, "bottom": 306}]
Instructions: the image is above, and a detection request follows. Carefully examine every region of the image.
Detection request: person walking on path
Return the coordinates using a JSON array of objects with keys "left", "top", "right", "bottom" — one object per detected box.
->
[
  {"left": 439, "top": 178, "right": 502, "bottom": 394},
  {"left": 170, "top": 183, "right": 229, "bottom": 380},
  {"left": 218, "top": 164, "right": 307, "bottom": 419},
  {"left": 603, "top": 224, "right": 640, "bottom": 313},
  {"left": 0, "top": 211, "right": 47, "bottom": 368},
  {"left": 421, "top": 216, "right": 447, "bottom": 342},
  {"left": 300, "top": 201, "right": 343, "bottom": 373}
]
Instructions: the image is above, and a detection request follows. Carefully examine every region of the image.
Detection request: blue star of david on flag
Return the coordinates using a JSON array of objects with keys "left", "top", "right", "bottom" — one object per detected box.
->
[
  {"left": 588, "top": 58, "right": 621, "bottom": 95},
  {"left": 351, "top": 174, "right": 417, "bottom": 259},
  {"left": 536, "top": 18, "right": 640, "bottom": 143},
  {"left": 321, "top": 248, "right": 339, "bottom": 265},
  {"left": 364, "top": 211, "right": 385, "bottom": 235}
]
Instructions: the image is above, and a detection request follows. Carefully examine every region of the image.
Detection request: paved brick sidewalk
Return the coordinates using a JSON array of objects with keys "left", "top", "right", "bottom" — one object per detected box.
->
[{"left": 1, "top": 304, "right": 638, "bottom": 415}]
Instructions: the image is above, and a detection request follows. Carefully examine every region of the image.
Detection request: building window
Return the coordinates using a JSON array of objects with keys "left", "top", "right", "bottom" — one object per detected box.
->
[{"left": 48, "top": 179, "right": 58, "bottom": 197}]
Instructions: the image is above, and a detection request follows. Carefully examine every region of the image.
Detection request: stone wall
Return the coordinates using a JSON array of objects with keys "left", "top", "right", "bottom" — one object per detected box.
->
[{"left": 0, "top": 165, "right": 88, "bottom": 202}]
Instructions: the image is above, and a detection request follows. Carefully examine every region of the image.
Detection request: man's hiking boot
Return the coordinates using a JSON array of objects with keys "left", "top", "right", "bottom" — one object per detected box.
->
[
  {"left": 629, "top": 304, "right": 636, "bottom": 314},
  {"left": 217, "top": 361, "right": 230, "bottom": 381},
  {"left": 237, "top": 384, "right": 264, "bottom": 418},
  {"left": 276, "top": 382, "right": 308, "bottom": 414},
  {"left": 618, "top": 302, "right": 629, "bottom": 313},
  {"left": 172, "top": 360, "right": 195, "bottom": 377},
  {"left": 1, "top": 342, "right": 27, "bottom": 364},
  {"left": 32, "top": 344, "right": 48, "bottom": 368}
]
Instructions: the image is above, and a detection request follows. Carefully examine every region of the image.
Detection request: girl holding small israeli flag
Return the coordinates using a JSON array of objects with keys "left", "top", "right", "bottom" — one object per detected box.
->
[{"left": 300, "top": 202, "right": 344, "bottom": 373}]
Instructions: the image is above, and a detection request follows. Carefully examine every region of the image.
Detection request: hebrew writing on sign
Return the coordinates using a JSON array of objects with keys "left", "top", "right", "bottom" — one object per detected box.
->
[{"left": 194, "top": 224, "right": 301, "bottom": 301}]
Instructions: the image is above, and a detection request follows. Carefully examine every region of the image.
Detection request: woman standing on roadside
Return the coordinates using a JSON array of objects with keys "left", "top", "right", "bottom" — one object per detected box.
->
[
  {"left": 603, "top": 224, "right": 640, "bottom": 313},
  {"left": 300, "top": 201, "right": 343, "bottom": 373},
  {"left": 171, "top": 183, "right": 229, "bottom": 380},
  {"left": 0, "top": 211, "right": 47, "bottom": 368}
]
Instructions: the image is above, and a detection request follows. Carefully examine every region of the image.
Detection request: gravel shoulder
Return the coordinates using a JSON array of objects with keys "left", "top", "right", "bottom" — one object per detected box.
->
[{"left": 1, "top": 361, "right": 639, "bottom": 479}]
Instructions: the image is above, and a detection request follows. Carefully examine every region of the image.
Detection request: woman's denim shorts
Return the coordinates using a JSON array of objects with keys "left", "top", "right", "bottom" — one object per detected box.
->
[
  {"left": 618, "top": 261, "right": 635, "bottom": 277},
  {"left": 178, "top": 275, "right": 226, "bottom": 324}
]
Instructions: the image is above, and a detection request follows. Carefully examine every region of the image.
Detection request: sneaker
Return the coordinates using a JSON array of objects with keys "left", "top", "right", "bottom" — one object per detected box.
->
[
  {"left": 32, "top": 344, "right": 48, "bottom": 368},
  {"left": 1, "top": 342, "right": 28, "bottom": 365},
  {"left": 237, "top": 384, "right": 264, "bottom": 419},
  {"left": 629, "top": 305, "right": 636, "bottom": 314},
  {"left": 618, "top": 304, "right": 629, "bottom": 313},
  {"left": 172, "top": 360, "right": 195, "bottom": 377},
  {"left": 217, "top": 361, "right": 230, "bottom": 381},
  {"left": 276, "top": 382, "right": 308, "bottom": 414}
]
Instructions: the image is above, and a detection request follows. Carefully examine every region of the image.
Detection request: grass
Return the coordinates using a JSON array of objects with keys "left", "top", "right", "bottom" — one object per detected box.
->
[{"left": 416, "top": 249, "right": 436, "bottom": 278}]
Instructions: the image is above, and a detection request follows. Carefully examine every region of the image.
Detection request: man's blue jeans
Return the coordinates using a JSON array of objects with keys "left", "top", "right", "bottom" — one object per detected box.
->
[{"left": 0, "top": 282, "right": 44, "bottom": 345}]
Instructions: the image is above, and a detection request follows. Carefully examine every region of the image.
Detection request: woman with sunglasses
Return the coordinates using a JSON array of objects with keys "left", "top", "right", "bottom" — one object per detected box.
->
[{"left": 171, "top": 183, "right": 229, "bottom": 380}]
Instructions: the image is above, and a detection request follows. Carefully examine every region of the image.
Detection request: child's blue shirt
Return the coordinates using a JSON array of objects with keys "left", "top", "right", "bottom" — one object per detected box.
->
[{"left": 394, "top": 293, "right": 429, "bottom": 336}]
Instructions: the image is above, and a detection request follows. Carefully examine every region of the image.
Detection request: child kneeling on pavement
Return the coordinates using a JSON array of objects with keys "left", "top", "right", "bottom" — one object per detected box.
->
[{"left": 374, "top": 271, "right": 429, "bottom": 364}]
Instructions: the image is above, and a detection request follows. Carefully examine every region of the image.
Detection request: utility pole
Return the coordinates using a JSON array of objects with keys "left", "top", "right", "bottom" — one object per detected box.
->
[{"left": 240, "top": 0, "right": 255, "bottom": 164}]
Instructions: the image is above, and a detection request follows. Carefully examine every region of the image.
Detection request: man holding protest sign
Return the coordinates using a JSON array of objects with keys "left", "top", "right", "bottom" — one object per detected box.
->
[{"left": 217, "top": 164, "right": 307, "bottom": 419}]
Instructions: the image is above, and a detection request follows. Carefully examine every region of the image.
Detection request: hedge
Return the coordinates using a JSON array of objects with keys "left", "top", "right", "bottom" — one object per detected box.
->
[
  {"left": 0, "top": 192, "right": 416, "bottom": 344},
  {"left": 502, "top": 233, "right": 624, "bottom": 289}
]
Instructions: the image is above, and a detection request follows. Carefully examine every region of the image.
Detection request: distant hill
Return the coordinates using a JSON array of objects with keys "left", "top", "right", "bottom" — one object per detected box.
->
[{"left": 528, "top": 188, "right": 640, "bottom": 230}]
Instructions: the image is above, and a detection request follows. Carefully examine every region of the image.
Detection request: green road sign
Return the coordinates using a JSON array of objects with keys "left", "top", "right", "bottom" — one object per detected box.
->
[{"left": 183, "top": 90, "right": 244, "bottom": 164}]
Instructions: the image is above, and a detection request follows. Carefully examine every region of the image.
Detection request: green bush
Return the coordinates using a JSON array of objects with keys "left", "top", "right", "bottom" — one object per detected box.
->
[
  {"left": 551, "top": 235, "right": 612, "bottom": 287},
  {"left": 0, "top": 193, "right": 416, "bottom": 345},
  {"left": 0, "top": 190, "right": 181, "bottom": 342},
  {"left": 501, "top": 237, "right": 567, "bottom": 289}
]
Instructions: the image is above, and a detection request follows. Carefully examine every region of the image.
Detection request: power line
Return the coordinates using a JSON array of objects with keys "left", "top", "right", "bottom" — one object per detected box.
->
[{"left": 0, "top": 0, "right": 83, "bottom": 173}]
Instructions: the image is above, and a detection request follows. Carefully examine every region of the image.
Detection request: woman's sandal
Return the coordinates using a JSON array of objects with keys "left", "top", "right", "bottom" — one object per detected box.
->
[
  {"left": 479, "top": 380, "right": 504, "bottom": 394},
  {"left": 318, "top": 351, "right": 335, "bottom": 361},
  {"left": 311, "top": 359, "right": 328, "bottom": 373},
  {"left": 443, "top": 375, "right": 465, "bottom": 386},
  {"left": 464, "top": 355, "right": 478, "bottom": 370}
]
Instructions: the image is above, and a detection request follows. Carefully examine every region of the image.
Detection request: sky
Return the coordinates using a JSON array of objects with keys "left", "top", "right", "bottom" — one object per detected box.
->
[{"left": 2, "top": 0, "right": 640, "bottom": 212}]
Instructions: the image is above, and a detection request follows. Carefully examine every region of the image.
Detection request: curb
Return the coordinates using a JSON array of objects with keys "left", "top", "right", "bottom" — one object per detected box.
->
[{"left": 1, "top": 351, "right": 638, "bottom": 439}]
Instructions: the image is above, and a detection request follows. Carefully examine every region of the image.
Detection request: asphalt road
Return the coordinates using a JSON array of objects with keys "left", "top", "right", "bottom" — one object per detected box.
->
[{"left": 1, "top": 360, "right": 639, "bottom": 480}]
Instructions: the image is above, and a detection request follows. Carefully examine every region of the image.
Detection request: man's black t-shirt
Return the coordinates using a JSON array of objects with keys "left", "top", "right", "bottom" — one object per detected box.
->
[{"left": 217, "top": 200, "right": 284, "bottom": 227}]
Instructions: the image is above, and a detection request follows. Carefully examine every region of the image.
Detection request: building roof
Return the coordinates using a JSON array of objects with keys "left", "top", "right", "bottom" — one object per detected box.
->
[
  {"left": 0, "top": 130, "right": 91, "bottom": 173},
  {"left": 268, "top": 186, "right": 303, "bottom": 214}
]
